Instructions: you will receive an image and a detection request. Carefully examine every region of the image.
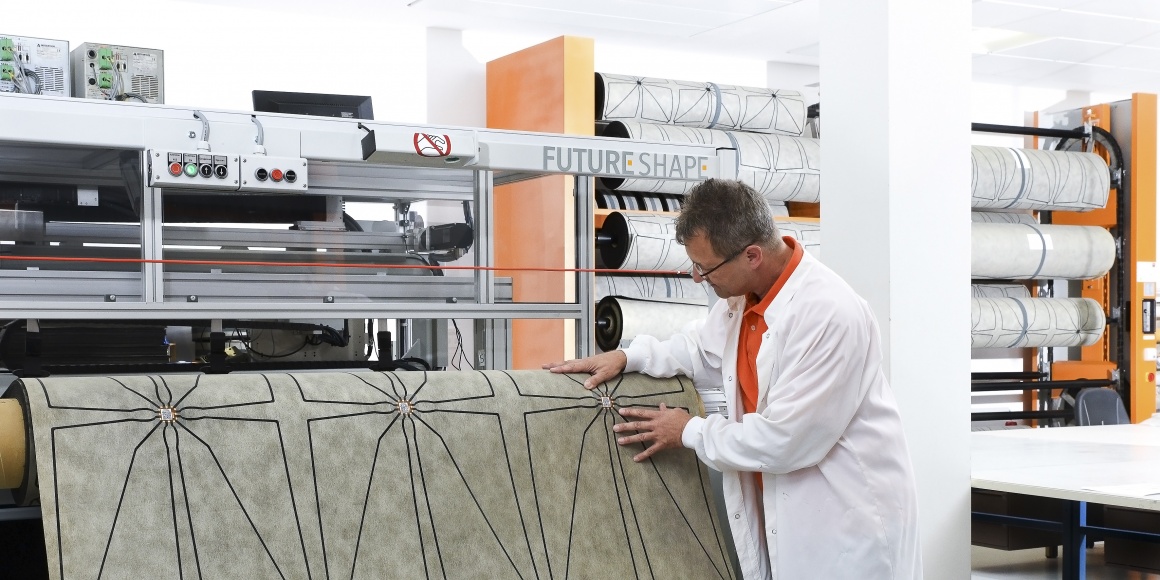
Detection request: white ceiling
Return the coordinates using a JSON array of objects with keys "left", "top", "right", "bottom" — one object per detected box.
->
[{"left": 188, "top": 0, "right": 1160, "bottom": 93}]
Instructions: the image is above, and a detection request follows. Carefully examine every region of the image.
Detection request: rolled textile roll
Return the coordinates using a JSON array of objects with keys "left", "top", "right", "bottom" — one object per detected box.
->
[
  {"left": 971, "top": 211, "right": 1037, "bottom": 225},
  {"left": 8, "top": 370, "right": 734, "bottom": 579},
  {"left": 595, "top": 275, "right": 708, "bottom": 303},
  {"left": 777, "top": 219, "right": 822, "bottom": 259},
  {"left": 971, "top": 284, "right": 1033, "bottom": 299},
  {"left": 971, "top": 297, "right": 1105, "bottom": 349},
  {"left": 596, "top": 72, "right": 807, "bottom": 136},
  {"left": 599, "top": 211, "right": 822, "bottom": 270},
  {"left": 599, "top": 211, "right": 692, "bottom": 271},
  {"left": 600, "top": 121, "right": 821, "bottom": 203},
  {"left": 971, "top": 146, "right": 1110, "bottom": 211},
  {"left": 596, "top": 296, "right": 709, "bottom": 351},
  {"left": 972, "top": 222, "right": 1115, "bottom": 280}
]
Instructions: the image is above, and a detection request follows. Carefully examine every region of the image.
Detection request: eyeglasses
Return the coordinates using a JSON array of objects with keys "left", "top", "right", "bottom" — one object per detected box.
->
[{"left": 692, "top": 243, "right": 751, "bottom": 279}]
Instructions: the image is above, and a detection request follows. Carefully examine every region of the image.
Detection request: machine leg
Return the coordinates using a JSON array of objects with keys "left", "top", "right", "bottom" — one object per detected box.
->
[{"left": 1062, "top": 500, "right": 1087, "bottom": 580}]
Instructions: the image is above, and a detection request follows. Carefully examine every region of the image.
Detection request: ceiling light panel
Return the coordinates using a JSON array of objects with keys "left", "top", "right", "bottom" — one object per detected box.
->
[
  {"left": 1067, "top": 0, "right": 1160, "bottom": 21},
  {"left": 998, "top": 37, "right": 1118, "bottom": 61},
  {"left": 1001, "top": 9, "right": 1160, "bottom": 43},
  {"left": 1084, "top": 45, "right": 1160, "bottom": 71},
  {"left": 973, "top": 1, "right": 1053, "bottom": 28}
]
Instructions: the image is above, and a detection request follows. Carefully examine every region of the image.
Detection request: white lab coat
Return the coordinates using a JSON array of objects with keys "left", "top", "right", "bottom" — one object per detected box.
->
[{"left": 623, "top": 252, "right": 922, "bottom": 580}]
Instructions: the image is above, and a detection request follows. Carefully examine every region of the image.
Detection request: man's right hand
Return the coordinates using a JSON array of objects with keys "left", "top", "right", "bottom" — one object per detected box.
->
[{"left": 542, "top": 350, "right": 628, "bottom": 390}]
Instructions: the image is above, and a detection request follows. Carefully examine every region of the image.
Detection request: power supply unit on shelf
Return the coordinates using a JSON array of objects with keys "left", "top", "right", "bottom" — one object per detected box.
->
[
  {"left": 71, "top": 42, "right": 164, "bottom": 104},
  {"left": 0, "top": 34, "right": 70, "bottom": 96}
]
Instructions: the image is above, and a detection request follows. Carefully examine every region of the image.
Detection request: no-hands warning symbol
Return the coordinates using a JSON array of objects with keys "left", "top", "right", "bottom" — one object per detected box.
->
[{"left": 413, "top": 133, "right": 452, "bottom": 157}]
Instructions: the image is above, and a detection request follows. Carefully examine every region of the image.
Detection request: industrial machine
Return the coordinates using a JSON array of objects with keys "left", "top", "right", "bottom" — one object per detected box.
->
[
  {"left": 0, "top": 34, "right": 69, "bottom": 97},
  {"left": 0, "top": 90, "right": 729, "bottom": 574},
  {"left": 71, "top": 43, "right": 164, "bottom": 103}
]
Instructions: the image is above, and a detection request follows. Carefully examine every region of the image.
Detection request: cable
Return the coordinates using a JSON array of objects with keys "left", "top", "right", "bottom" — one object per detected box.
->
[
  {"left": 193, "top": 110, "right": 210, "bottom": 142},
  {"left": 251, "top": 115, "right": 265, "bottom": 146},
  {"left": 242, "top": 328, "right": 310, "bottom": 359},
  {"left": 116, "top": 92, "right": 148, "bottom": 103},
  {"left": 450, "top": 319, "right": 473, "bottom": 370}
]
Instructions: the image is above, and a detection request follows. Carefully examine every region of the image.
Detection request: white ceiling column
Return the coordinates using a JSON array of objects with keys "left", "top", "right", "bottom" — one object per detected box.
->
[{"left": 821, "top": 0, "right": 971, "bottom": 577}]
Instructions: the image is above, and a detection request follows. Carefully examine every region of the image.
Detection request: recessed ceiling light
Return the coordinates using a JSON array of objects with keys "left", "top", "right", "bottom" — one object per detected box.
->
[{"left": 972, "top": 27, "right": 1047, "bottom": 54}]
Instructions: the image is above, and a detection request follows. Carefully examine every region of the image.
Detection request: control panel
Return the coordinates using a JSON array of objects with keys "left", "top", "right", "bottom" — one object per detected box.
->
[
  {"left": 71, "top": 43, "right": 164, "bottom": 103},
  {"left": 147, "top": 151, "right": 308, "bottom": 193},
  {"left": 148, "top": 150, "right": 240, "bottom": 191},
  {"left": 0, "top": 34, "right": 70, "bottom": 96},
  {"left": 239, "top": 155, "right": 309, "bottom": 193}
]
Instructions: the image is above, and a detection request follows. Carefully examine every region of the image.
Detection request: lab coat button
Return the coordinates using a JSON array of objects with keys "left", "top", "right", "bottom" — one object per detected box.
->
[
  {"left": 770, "top": 528, "right": 777, "bottom": 535},
  {"left": 728, "top": 312, "right": 734, "bottom": 318},
  {"left": 727, "top": 376, "right": 733, "bottom": 382},
  {"left": 733, "top": 514, "right": 740, "bottom": 520}
]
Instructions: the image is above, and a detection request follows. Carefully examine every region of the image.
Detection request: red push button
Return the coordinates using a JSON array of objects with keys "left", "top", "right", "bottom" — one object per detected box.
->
[
  {"left": 271, "top": 168, "right": 284, "bottom": 182},
  {"left": 168, "top": 162, "right": 182, "bottom": 176},
  {"left": 1148, "top": 372, "right": 1155, "bottom": 383}
]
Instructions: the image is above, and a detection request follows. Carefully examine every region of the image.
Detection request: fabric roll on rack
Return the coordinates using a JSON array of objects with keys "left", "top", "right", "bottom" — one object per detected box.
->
[
  {"left": 599, "top": 211, "right": 822, "bottom": 270},
  {"left": 595, "top": 296, "right": 709, "bottom": 352},
  {"left": 595, "top": 275, "right": 708, "bottom": 303},
  {"left": 596, "top": 72, "right": 807, "bottom": 136},
  {"left": 972, "top": 222, "right": 1115, "bottom": 280},
  {"left": 971, "top": 284, "right": 1033, "bottom": 299},
  {"left": 971, "top": 146, "right": 1110, "bottom": 211},
  {"left": 971, "top": 211, "right": 1037, "bottom": 225},
  {"left": 971, "top": 296, "right": 1106, "bottom": 349},
  {"left": 599, "top": 211, "right": 692, "bottom": 271},
  {"left": 5, "top": 370, "right": 736, "bottom": 579},
  {"left": 600, "top": 121, "right": 821, "bottom": 203}
]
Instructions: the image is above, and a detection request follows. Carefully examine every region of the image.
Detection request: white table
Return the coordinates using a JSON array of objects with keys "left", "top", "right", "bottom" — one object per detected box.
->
[{"left": 972, "top": 424, "right": 1160, "bottom": 579}]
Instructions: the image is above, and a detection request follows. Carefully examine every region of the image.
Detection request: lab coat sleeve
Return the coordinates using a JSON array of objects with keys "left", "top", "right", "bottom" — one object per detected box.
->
[
  {"left": 684, "top": 297, "right": 875, "bottom": 474},
  {"left": 621, "top": 299, "right": 729, "bottom": 392}
]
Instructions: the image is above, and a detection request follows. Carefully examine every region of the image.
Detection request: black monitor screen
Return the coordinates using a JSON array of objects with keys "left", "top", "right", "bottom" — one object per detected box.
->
[{"left": 252, "top": 90, "right": 374, "bottom": 120}]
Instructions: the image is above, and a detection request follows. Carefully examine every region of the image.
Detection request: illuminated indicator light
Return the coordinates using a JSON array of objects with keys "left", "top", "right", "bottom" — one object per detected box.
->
[
  {"left": 627, "top": 160, "right": 633, "bottom": 166},
  {"left": 271, "top": 169, "right": 284, "bottom": 182},
  {"left": 702, "top": 165, "right": 708, "bottom": 171},
  {"left": 183, "top": 163, "right": 198, "bottom": 177},
  {"left": 1149, "top": 372, "right": 1156, "bottom": 383},
  {"left": 168, "top": 162, "right": 182, "bottom": 176}
]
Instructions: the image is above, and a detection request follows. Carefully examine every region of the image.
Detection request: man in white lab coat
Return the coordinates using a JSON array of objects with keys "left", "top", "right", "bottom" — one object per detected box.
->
[{"left": 545, "top": 179, "right": 922, "bottom": 579}]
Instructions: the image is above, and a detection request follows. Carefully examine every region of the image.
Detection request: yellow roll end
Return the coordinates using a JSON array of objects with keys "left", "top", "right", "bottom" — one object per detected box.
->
[{"left": 0, "top": 399, "right": 26, "bottom": 489}]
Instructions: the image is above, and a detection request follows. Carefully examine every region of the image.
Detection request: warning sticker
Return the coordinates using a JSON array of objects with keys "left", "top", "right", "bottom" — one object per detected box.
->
[{"left": 413, "top": 133, "right": 451, "bottom": 157}]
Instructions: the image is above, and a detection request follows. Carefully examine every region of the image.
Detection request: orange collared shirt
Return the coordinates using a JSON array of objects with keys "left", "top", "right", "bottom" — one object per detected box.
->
[
  {"left": 738, "top": 236, "right": 804, "bottom": 415},
  {"left": 738, "top": 236, "right": 803, "bottom": 497}
]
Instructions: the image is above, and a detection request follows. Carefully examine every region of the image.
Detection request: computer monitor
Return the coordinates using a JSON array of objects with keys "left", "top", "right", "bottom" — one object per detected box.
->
[{"left": 252, "top": 90, "right": 374, "bottom": 120}]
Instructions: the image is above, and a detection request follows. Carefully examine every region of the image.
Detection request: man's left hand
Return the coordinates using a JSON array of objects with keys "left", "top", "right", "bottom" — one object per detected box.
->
[{"left": 613, "top": 403, "right": 692, "bottom": 462}]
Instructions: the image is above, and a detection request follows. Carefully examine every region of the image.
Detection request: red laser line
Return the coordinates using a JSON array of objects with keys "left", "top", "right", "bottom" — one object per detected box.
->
[{"left": 0, "top": 254, "right": 691, "bottom": 277}]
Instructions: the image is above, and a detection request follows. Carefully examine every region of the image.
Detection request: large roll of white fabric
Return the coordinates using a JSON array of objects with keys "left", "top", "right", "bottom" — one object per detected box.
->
[
  {"left": 599, "top": 211, "right": 692, "bottom": 272},
  {"left": 971, "top": 146, "right": 1110, "bottom": 211},
  {"left": 595, "top": 275, "right": 708, "bottom": 303},
  {"left": 972, "top": 222, "right": 1115, "bottom": 280},
  {"left": 971, "top": 284, "right": 1032, "bottom": 299},
  {"left": 599, "top": 211, "right": 822, "bottom": 270},
  {"left": 971, "top": 297, "right": 1105, "bottom": 349},
  {"left": 595, "top": 296, "right": 708, "bottom": 351},
  {"left": 596, "top": 72, "right": 807, "bottom": 136},
  {"left": 971, "top": 211, "right": 1037, "bottom": 225},
  {"left": 601, "top": 121, "right": 821, "bottom": 203}
]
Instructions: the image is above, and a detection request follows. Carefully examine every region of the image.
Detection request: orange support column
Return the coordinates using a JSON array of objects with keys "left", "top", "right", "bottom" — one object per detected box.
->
[
  {"left": 486, "top": 37, "right": 594, "bottom": 368},
  {"left": 1129, "top": 93, "right": 1157, "bottom": 421}
]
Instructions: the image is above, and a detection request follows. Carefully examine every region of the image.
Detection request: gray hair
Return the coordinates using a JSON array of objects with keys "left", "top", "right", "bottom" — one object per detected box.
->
[{"left": 675, "top": 179, "right": 779, "bottom": 257}]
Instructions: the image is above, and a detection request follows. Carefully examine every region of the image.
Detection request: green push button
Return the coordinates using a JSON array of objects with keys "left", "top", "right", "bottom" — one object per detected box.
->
[{"left": 183, "top": 163, "right": 198, "bottom": 177}]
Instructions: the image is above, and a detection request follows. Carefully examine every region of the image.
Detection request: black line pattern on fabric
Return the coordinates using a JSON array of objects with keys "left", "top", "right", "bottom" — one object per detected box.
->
[
  {"left": 42, "top": 374, "right": 309, "bottom": 580},
  {"left": 309, "top": 371, "right": 533, "bottom": 580},
  {"left": 39, "top": 371, "right": 732, "bottom": 580}
]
